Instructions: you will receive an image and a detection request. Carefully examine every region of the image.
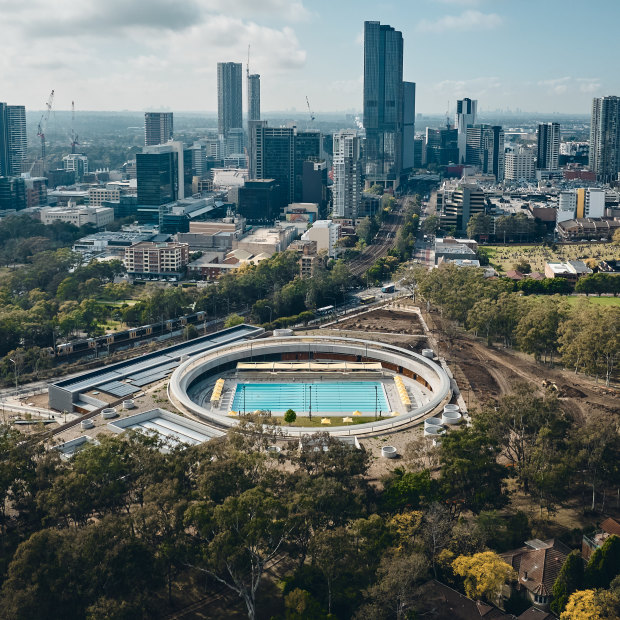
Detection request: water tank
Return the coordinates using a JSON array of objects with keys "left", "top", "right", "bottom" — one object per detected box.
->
[
  {"left": 80, "top": 419, "right": 94, "bottom": 430},
  {"left": 101, "top": 408, "right": 117, "bottom": 419},
  {"left": 424, "top": 416, "right": 443, "bottom": 428},
  {"left": 444, "top": 404, "right": 460, "bottom": 413},
  {"left": 424, "top": 424, "right": 445, "bottom": 437},
  {"left": 422, "top": 349, "right": 434, "bottom": 358},
  {"left": 122, "top": 399, "right": 135, "bottom": 410},
  {"left": 381, "top": 446, "right": 398, "bottom": 459},
  {"left": 273, "top": 328, "right": 294, "bottom": 337},
  {"left": 442, "top": 410, "right": 462, "bottom": 425},
  {"left": 266, "top": 445, "right": 281, "bottom": 454}
]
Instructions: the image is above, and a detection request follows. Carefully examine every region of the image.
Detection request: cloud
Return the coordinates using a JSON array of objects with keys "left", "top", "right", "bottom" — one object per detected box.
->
[
  {"left": 418, "top": 10, "right": 503, "bottom": 33},
  {"left": 204, "top": 0, "right": 311, "bottom": 22},
  {"left": 537, "top": 77, "right": 601, "bottom": 96},
  {"left": 433, "top": 0, "right": 483, "bottom": 5}
]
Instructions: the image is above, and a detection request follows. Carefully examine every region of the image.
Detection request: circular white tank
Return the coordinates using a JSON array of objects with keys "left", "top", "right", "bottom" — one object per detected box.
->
[
  {"left": 273, "top": 328, "right": 294, "bottom": 336},
  {"left": 444, "top": 404, "right": 460, "bottom": 413},
  {"left": 442, "top": 410, "right": 462, "bottom": 425},
  {"left": 381, "top": 446, "right": 398, "bottom": 459},
  {"left": 80, "top": 419, "right": 94, "bottom": 429},
  {"left": 101, "top": 408, "right": 117, "bottom": 419},
  {"left": 422, "top": 349, "right": 435, "bottom": 358},
  {"left": 122, "top": 399, "right": 135, "bottom": 410},
  {"left": 424, "top": 416, "right": 443, "bottom": 428},
  {"left": 424, "top": 424, "right": 445, "bottom": 437},
  {"left": 266, "top": 445, "right": 281, "bottom": 454}
]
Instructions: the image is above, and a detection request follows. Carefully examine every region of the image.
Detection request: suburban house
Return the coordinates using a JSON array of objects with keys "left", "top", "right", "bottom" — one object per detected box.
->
[
  {"left": 582, "top": 517, "right": 620, "bottom": 561},
  {"left": 500, "top": 539, "right": 571, "bottom": 610}
]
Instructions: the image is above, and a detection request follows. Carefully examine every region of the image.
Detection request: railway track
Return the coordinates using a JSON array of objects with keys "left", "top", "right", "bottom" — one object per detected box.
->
[{"left": 349, "top": 211, "right": 402, "bottom": 276}]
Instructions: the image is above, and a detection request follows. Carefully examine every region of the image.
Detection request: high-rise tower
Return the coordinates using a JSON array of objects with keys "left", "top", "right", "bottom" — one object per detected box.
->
[
  {"left": 332, "top": 130, "right": 362, "bottom": 219},
  {"left": 455, "top": 98, "right": 477, "bottom": 164},
  {"left": 0, "top": 104, "right": 27, "bottom": 176},
  {"left": 536, "top": 122, "right": 560, "bottom": 171},
  {"left": 144, "top": 112, "right": 173, "bottom": 147},
  {"left": 589, "top": 96, "right": 620, "bottom": 182},
  {"left": 363, "top": 20, "right": 404, "bottom": 188},
  {"left": 217, "top": 62, "right": 243, "bottom": 139}
]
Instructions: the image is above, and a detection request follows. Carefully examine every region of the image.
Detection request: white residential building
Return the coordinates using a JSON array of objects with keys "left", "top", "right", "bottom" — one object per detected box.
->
[
  {"left": 504, "top": 146, "right": 535, "bottom": 182},
  {"left": 332, "top": 130, "right": 362, "bottom": 219},
  {"left": 301, "top": 220, "right": 341, "bottom": 258},
  {"left": 557, "top": 191, "right": 577, "bottom": 223},
  {"left": 584, "top": 187, "right": 605, "bottom": 218}
]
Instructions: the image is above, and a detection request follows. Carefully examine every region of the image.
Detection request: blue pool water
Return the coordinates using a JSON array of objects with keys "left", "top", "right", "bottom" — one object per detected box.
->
[{"left": 231, "top": 381, "right": 388, "bottom": 414}]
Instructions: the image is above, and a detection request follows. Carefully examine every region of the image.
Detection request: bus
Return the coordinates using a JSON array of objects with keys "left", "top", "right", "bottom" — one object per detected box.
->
[
  {"left": 359, "top": 295, "right": 376, "bottom": 305},
  {"left": 381, "top": 283, "right": 395, "bottom": 294},
  {"left": 317, "top": 305, "right": 335, "bottom": 316}
]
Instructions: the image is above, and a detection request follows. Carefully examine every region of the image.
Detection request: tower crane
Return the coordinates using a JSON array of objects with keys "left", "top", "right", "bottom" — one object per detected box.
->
[
  {"left": 70, "top": 100, "right": 79, "bottom": 153},
  {"left": 36, "top": 89, "right": 55, "bottom": 160},
  {"left": 306, "top": 96, "right": 315, "bottom": 122}
]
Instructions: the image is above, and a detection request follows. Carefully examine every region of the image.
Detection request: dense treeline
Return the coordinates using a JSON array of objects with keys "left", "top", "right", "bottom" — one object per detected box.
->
[
  {"left": 402, "top": 263, "right": 619, "bottom": 384},
  {"left": 1, "top": 386, "right": 619, "bottom": 619}
]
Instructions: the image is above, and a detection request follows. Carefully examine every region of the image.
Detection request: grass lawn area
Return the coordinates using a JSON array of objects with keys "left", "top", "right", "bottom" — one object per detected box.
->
[
  {"left": 270, "top": 415, "right": 388, "bottom": 427},
  {"left": 481, "top": 243, "right": 620, "bottom": 274},
  {"left": 531, "top": 295, "right": 620, "bottom": 307}
]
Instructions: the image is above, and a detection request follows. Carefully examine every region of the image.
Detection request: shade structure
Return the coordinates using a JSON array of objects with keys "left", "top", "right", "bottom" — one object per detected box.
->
[
  {"left": 228, "top": 410, "right": 238, "bottom": 416},
  {"left": 321, "top": 418, "right": 331, "bottom": 424},
  {"left": 343, "top": 416, "right": 353, "bottom": 423},
  {"left": 353, "top": 410, "right": 362, "bottom": 416},
  {"left": 390, "top": 411, "right": 400, "bottom": 417}
]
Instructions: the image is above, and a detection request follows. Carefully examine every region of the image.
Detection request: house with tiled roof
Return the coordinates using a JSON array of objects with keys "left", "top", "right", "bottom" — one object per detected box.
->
[
  {"left": 582, "top": 517, "right": 620, "bottom": 560},
  {"left": 500, "top": 539, "right": 570, "bottom": 610}
]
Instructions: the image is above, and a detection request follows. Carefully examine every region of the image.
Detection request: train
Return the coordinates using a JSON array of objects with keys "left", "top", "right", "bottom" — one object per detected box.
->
[{"left": 54, "top": 311, "right": 210, "bottom": 358}]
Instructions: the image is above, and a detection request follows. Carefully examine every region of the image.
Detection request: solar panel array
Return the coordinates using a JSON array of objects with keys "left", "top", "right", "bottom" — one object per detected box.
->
[{"left": 97, "top": 381, "right": 140, "bottom": 398}]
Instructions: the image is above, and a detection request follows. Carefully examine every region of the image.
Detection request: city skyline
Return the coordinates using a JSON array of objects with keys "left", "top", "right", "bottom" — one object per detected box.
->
[{"left": 2, "top": 0, "right": 619, "bottom": 114}]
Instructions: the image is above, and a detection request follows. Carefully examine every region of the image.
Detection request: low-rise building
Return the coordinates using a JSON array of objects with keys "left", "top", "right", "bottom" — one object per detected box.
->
[
  {"left": 89, "top": 186, "right": 121, "bottom": 207},
  {"left": 289, "top": 239, "right": 321, "bottom": 277},
  {"left": 301, "top": 219, "right": 340, "bottom": 258},
  {"left": 582, "top": 517, "right": 620, "bottom": 561},
  {"left": 124, "top": 241, "right": 190, "bottom": 278},
  {"left": 186, "top": 252, "right": 225, "bottom": 280},
  {"left": 500, "top": 539, "right": 571, "bottom": 611},
  {"left": 235, "top": 225, "right": 296, "bottom": 257},
  {"left": 544, "top": 260, "right": 592, "bottom": 281},
  {"left": 40, "top": 204, "right": 114, "bottom": 228},
  {"left": 557, "top": 217, "right": 620, "bottom": 241},
  {"left": 72, "top": 231, "right": 156, "bottom": 255}
]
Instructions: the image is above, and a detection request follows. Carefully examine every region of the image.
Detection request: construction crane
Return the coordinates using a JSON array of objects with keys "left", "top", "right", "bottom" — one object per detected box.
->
[
  {"left": 36, "top": 89, "right": 55, "bottom": 160},
  {"left": 70, "top": 100, "right": 79, "bottom": 154},
  {"left": 306, "top": 96, "right": 315, "bottom": 122}
]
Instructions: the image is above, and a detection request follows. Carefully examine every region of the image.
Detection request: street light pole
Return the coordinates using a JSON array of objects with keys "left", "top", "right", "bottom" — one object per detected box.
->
[
  {"left": 265, "top": 305, "right": 273, "bottom": 325},
  {"left": 9, "top": 358, "right": 18, "bottom": 392}
]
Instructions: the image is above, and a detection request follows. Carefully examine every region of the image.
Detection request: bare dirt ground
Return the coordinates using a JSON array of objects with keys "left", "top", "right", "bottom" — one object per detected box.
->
[{"left": 335, "top": 308, "right": 424, "bottom": 335}]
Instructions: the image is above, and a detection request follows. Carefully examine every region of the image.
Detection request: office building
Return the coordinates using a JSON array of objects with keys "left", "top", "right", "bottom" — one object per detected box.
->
[
  {"left": 576, "top": 187, "right": 606, "bottom": 219},
  {"left": 425, "top": 127, "right": 459, "bottom": 166},
  {"left": 63, "top": 153, "right": 89, "bottom": 181},
  {"left": 136, "top": 142, "right": 192, "bottom": 206},
  {"left": 254, "top": 125, "right": 295, "bottom": 207},
  {"left": 332, "top": 130, "right": 362, "bottom": 219},
  {"left": 438, "top": 183, "right": 485, "bottom": 234},
  {"left": 237, "top": 179, "right": 280, "bottom": 223},
  {"left": 40, "top": 205, "right": 114, "bottom": 228},
  {"left": 24, "top": 177, "right": 47, "bottom": 208},
  {"left": 217, "top": 62, "right": 243, "bottom": 139},
  {"left": 465, "top": 125, "right": 505, "bottom": 180},
  {"left": 294, "top": 130, "right": 321, "bottom": 202},
  {"left": 0, "top": 176, "right": 26, "bottom": 211},
  {"left": 363, "top": 20, "right": 404, "bottom": 188},
  {"left": 124, "top": 241, "right": 189, "bottom": 277},
  {"left": 455, "top": 98, "right": 477, "bottom": 164},
  {"left": 0, "top": 103, "right": 27, "bottom": 176},
  {"left": 144, "top": 112, "right": 173, "bottom": 146},
  {"left": 590, "top": 96, "right": 620, "bottom": 182},
  {"left": 402, "top": 81, "right": 416, "bottom": 170},
  {"left": 302, "top": 160, "right": 328, "bottom": 214},
  {"left": 89, "top": 187, "right": 121, "bottom": 207},
  {"left": 537, "top": 122, "right": 560, "bottom": 171},
  {"left": 504, "top": 146, "right": 535, "bottom": 182}
]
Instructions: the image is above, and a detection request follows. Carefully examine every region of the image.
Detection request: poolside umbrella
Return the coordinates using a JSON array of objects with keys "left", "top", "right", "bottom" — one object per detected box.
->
[
  {"left": 228, "top": 410, "right": 238, "bottom": 416},
  {"left": 343, "top": 416, "right": 353, "bottom": 423},
  {"left": 353, "top": 410, "right": 362, "bottom": 416},
  {"left": 321, "top": 418, "right": 331, "bottom": 424}
]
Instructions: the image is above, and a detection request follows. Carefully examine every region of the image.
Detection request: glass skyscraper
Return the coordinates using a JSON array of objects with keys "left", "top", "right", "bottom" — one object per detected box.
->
[
  {"left": 217, "top": 62, "right": 243, "bottom": 139},
  {"left": 0, "top": 103, "right": 27, "bottom": 176},
  {"left": 363, "top": 20, "right": 404, "bottom": 188}
]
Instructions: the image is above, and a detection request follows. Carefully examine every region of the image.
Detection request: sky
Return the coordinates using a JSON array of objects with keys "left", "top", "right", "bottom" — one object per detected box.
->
[{"left": 1, "top": 0, "right": 618, "bottom": 115}]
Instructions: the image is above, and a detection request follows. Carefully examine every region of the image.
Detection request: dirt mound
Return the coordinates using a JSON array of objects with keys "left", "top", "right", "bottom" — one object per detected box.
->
[{"left": 559, "top": 385, "right": 587, "bottom": 398}]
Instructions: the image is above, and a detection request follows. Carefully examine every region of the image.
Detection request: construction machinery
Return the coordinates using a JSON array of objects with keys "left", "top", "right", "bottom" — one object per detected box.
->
[
  {"left": 70, "top": 100, "right": 79, "bottom": 154},
  {"left": 36, "top": 89, "right": 55, "bottom": 161},
  {"left": 306, "top": 96, "right": 315, "bottom": 122}
]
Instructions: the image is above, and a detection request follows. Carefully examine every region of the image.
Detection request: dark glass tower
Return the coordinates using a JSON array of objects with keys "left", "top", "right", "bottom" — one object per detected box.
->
[
  {"left": 144, "top": 112, "right": 173, "bottom": 146},
  {"left": 0, "top": 103, "right": 27, "bottom": 176},
  {"left": 217, "top": 62, "right": 243, "bottom": 138},
  {"left": 254, "top": 126, "right": 295, "bottom": 208},
  {"left": 363, "top": 20, "right": 404, "bottom": 187}
]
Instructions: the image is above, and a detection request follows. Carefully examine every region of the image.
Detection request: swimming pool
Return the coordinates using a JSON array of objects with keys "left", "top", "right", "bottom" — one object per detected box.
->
[{"left": 231, "top": 381, "right": 389, "bottom": 414}]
